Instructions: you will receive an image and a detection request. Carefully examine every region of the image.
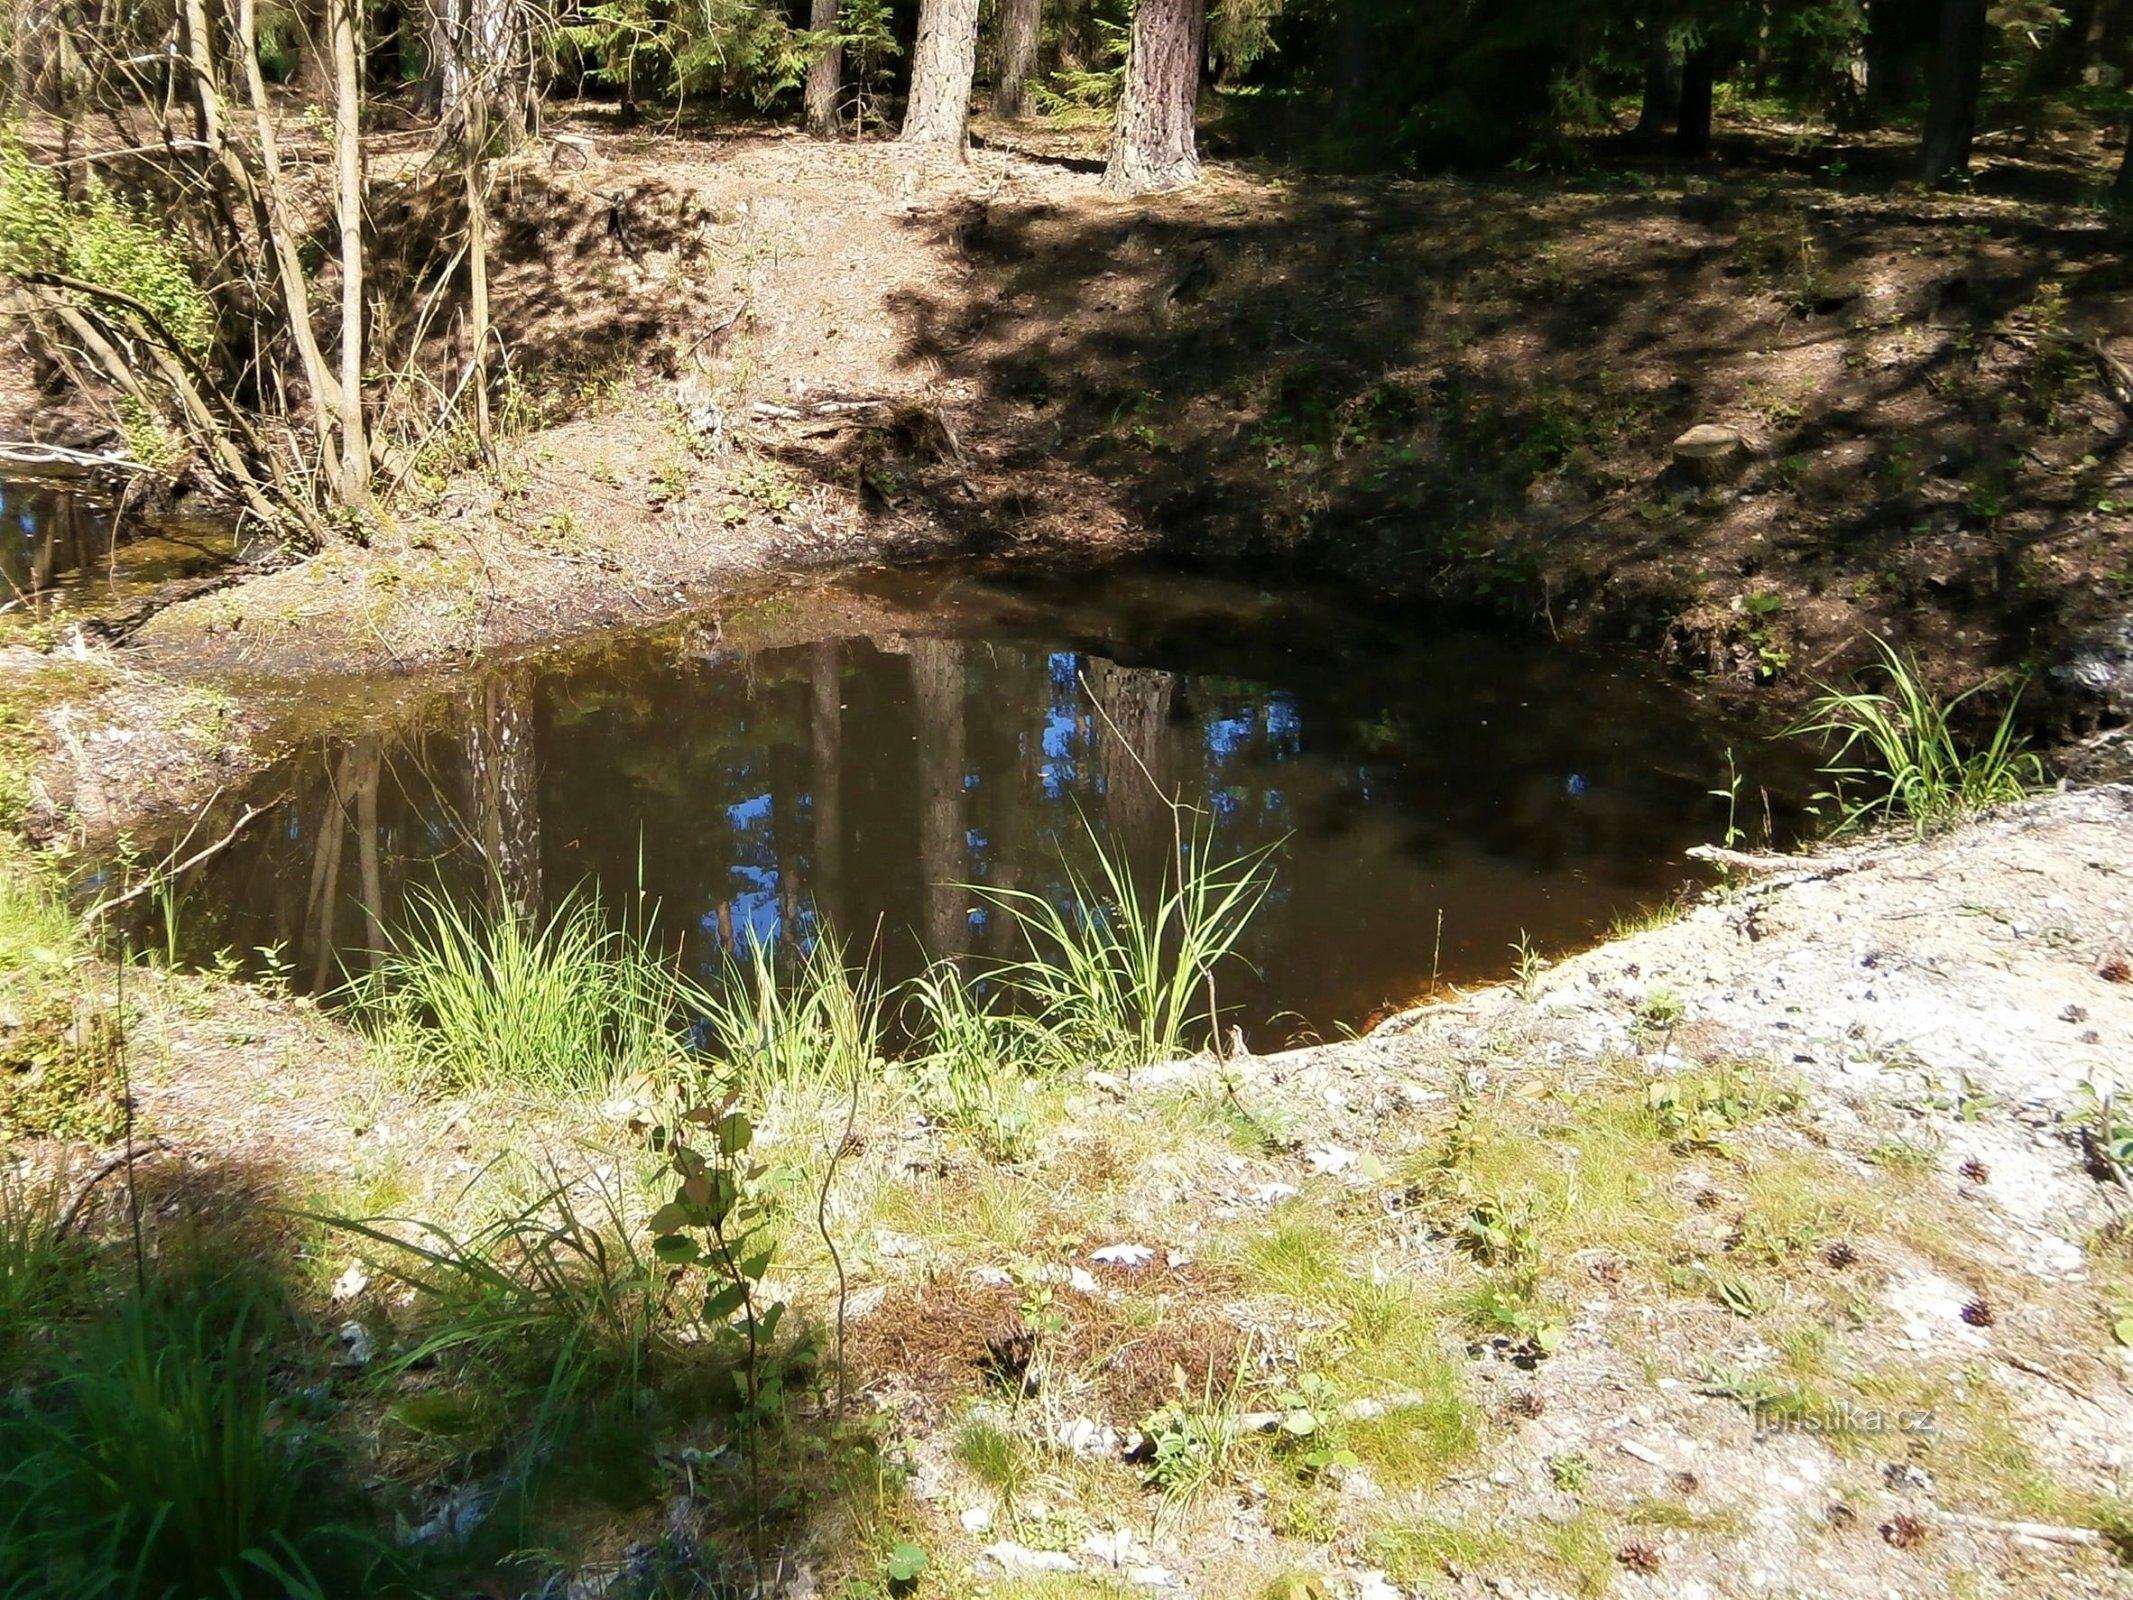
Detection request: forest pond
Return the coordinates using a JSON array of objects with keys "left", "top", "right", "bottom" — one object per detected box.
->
[
  {"left": 2, "top": 469, "right": 234, "bottom": 610},
  {"left": 155, "top": 565, "right": 1804, "bottom": 1044}
]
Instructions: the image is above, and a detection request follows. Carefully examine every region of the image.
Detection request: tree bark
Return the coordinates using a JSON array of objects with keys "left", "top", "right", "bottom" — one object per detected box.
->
[
  {"left": 1636, "top": 16, "right": 1680, "bottom": 136},
  {"left": 901, "top": 0, "right": 979, "bottom": 149},
  {"left": 466, "top": 675, "right": 542, "bottom": 923},
  {"left": 238, "top": 0, "right": 345, "bottom": 480},
  {"left": 1088, "top": 657, "right": 1174, "bottom": 842},
  {"left": 178, "top": 0, "right": 221, "bottom": 150},
  {"left": 804, "top": 0, "right": 843, "bottom": 135},
  {"left": 2032, "top": 0, "right": 2099, "bottom": 91},
  {"left": 1102, "top": 0, "right": 1202, "bottom": 196},
  {"left": 1674, "top": 38, "right": 1716, "bottom": 157},
  {"left": 994, "top": 0, "right": 1041, "bottom": 119},
  {"left": 329, "top": 0, "right": 370, "bottom": 505},
  {"left": 1863, "top": 0, "right": 1931, "bottom": 122},
  {"left": 1918, "top": 0, "right": 1987, "bottom": 184}
]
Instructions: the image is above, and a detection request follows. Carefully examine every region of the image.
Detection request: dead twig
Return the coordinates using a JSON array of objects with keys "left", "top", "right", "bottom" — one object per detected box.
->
[
  {"left": 77, "top": 798, "right": 280, "bottom": 926},
  {"left": 56, "top": 1138, "right": 172, "bottom": 1236},
  {"left": 1931, "top": 1510, "right": 2106, "bottom": 1548}
]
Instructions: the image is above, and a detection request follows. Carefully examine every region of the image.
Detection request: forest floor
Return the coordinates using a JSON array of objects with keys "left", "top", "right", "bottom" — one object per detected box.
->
[
  {"left": 7, "top": 786, "right": 2133, "bottom": 1598},
  {"left": 5, "top": 105, "right": 2133, "bottom": 832}
]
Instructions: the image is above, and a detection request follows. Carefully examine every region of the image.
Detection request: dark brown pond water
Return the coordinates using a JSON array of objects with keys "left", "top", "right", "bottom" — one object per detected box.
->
[
  {"left": 155, "top": 565, "right": 1806, "bottom": 1043},
  {"left": 1, "top": 469, "right": 233, "bottom": 610}
]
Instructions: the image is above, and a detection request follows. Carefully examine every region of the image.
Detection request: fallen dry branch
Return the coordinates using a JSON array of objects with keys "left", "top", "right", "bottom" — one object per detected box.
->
[
  {"left": 56, "top": 1138, "right": 173, "bottom": 1236},
  {"left": 77, "top": 798, "right": 280, "bottom": 926}
]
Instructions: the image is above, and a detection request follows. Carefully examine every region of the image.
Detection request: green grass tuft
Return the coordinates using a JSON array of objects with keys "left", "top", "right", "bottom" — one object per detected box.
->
[
  {"left": 346, "top": 884, "right": 703, "bottom": 1093},
  {"left": 1791, "top": 635, "right": 2045, "bottom": 834}
]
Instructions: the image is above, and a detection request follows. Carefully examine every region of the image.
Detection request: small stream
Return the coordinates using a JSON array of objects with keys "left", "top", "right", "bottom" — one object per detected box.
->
[{"left": 150, "top": 564, "right": 1810, "bottom": 1043}]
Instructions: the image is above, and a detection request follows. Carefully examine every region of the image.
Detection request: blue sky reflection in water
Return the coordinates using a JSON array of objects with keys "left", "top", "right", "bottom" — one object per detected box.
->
[{"left": 163, "top": 566, "right": 1801, "bottom": 1043}]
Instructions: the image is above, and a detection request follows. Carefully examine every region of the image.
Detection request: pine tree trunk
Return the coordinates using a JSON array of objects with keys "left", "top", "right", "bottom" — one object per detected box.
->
[
  {"left": 810, "top": 642, "right": 843, "bottom": 913},
  {"left": 901, "top": 0, "right": 980, "bottom": 149},
  {"left": 1674, "top": 39, "right": 1715, "bottom": 157},
  {"left": 1918, "top": 0, "right": 1987, "bottom": 184},
  {"left": 1636, "top": 15, "right": 1680, "bottom": 136},
  {"left": 2031, "top": 0, "right": 2097, "bottom": 91},
  {"left": 804, "top": 0, "right": 842, "bottom": 135},
  {"left": 995, "top": 0, "right": 1041, "bottom": 119},
  {"left": 1102, "top": 0, "right": 1201, "bottom": 196}
]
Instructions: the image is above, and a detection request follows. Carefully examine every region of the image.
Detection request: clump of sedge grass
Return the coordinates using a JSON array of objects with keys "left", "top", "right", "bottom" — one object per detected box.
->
[
  {"left": 346, "top": 884, "right": 704, "bottom": 1094},
  {"left": 696, "top": 930, "right": 881, "bottom": 1091},
  {"left": 0, "top": 1267, "right": 397, "bottom": 1598},
  {"left": 1789, "top": 636, "right": 2045, "bottom": 834},
  {"left": 978, "top": 814, "right": 1274, "bottom": 1073}
]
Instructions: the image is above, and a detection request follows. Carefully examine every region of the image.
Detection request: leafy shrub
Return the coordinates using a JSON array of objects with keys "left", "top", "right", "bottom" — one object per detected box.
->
[{"left": 0, "top": 138, "right": 214, "bottom": 359}]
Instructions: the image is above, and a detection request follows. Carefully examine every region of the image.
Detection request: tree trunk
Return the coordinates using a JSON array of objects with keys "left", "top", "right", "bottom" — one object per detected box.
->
[
  {"left": 329, "top": 0, "right": 370, "bottom": 505},
  {"left": 901, "top": 0, "right": 979, "bottom": 149},
  {"left": 238, "top": 0, "right": 345, "bottom": 479},
  {"left": 352, "top": 733, "right": 384, "bottom": 966},
  {"left": 1675, "top": 38, "right": 1716, "bottom": 157},
  {"left": 994, "top": 0, "right": 1041, "bottom": 119},
  {"left": 466, "top": 675, "right": 542, "bottom": 923},
  {"left": 179, "top": 0, "right": 221, "bottom": 150},
  {"left": 1088, "top": 657, "right": 1174, "bottom": 842},
  {"left": 2032, "top": 0, "right": 2099, "bottom": 91},
  {"left": 1102, "top": 0, "right": 1201, "bottom": 196},
  {"left": 1636, "top": 16, "right": 1680, "bottom": 136},
  {"left": 804, "top": 0, "right": 843, "bottom": 135},
  {"left": 1863, "top": 0, "right": 1931, "bottom": 122},
  {"left": 810, "top": 642, "right": 843, "bottom": 918},
  {"left": 910, "top": 636, "right": 968, "bottom": 960},
  {"left": 1918, "top": 0, "right": 1987, "bottom": 183}
]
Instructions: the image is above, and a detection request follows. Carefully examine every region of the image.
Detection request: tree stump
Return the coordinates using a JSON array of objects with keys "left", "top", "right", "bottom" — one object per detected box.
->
[{"left": 1670, "top": 424, "right": 1752, "bottom": 485}]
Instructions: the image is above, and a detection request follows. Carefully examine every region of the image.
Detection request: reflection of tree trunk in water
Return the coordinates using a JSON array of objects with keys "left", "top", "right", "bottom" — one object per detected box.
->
[
  {"left": 911, "top": 637, "right": 968, "bottom": 961},
  {"left": 1087, "top": 657, "right": 1175, "bottom": 846},
  {"left": 984, "top": 648, "right": 1035, "bottom": 960},
  {"left": 770, "top": 734, "right": 804, "bottom": 958},
  {"left": 810, "top": 642, "right": 844, "bottom": 932},
  {"left": 305, "top": 749, "right": 358, "bottom": 990},
  {"left": 351, "top": 734, "right": 385, "bottom": 966},
  {"left": 463, "top": 674, "right": 541, "bottom": 921}
]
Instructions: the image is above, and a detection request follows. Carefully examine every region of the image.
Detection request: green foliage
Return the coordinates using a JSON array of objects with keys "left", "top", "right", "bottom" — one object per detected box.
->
[
  {"left": 559, "top": 0, "right": 812, "bottom": 108},
  {"left": 0, "top": 138, "right": 213, "bottom": 360},
  {"left": 346, "top": 885, "right": 703, "bottom": 1093},
  {"left": 0, "top": 995, "right": 124, "bottom": 1143},
  {"left": 0, "top": 1165, "right": 76, "bottom": 1375},
  {"left": 1030, "top": 16, "right": 1130, "bottom": 112},
  {"left": 1790, "top": 636, "right": 2046, "bottom": 834},
  {"left": 648, "top": 1098, "right": 800, "bottom": 1429},
  {"left": 833, "top": 0, "right": 901, "bottom": 130},
  {"left": 0, "top": 1271, "right": 394, "bottom": 1599},
  {"left": 898, "top": 962, "right": 1041, "bottom": 1161},
  {"left": 696, "top": 931, "right": 880, "bottom": 1090},
  {"left": 980, "top": 817, "right": 1273, "bottom": 1074}
]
